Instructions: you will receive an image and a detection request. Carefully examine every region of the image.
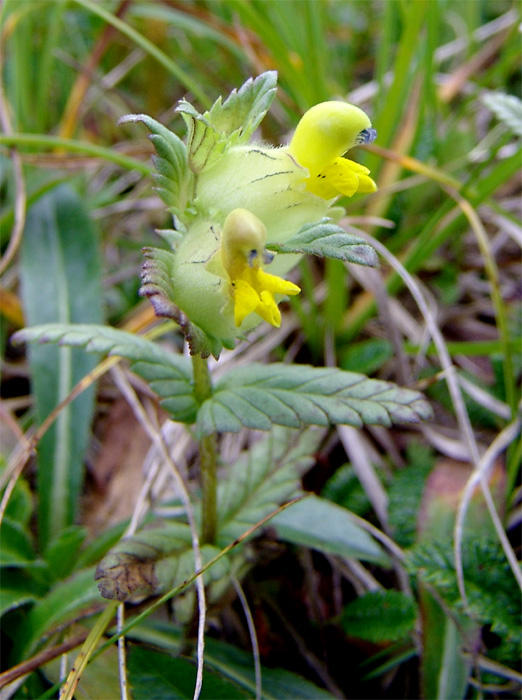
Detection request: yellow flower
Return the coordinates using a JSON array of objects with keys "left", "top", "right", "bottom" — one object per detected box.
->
[
  {"left": 220, "top": 209, "right": 300, "bottom": 327},
  {"left": 288, "top": 101, "right": 377, "bottom": 199}
]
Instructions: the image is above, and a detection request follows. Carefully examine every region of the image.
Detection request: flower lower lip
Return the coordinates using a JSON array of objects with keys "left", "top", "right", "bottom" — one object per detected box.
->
[{"left": 357, "top": 128, "right": 377, "bottom": 144}]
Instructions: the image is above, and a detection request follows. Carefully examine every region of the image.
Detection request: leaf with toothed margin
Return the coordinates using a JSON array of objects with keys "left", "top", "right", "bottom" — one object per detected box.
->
[
  {"left": 267, "top": 219, "right": 379, "bottom": 267},
  {"left": 140, "top": 246, "right": 234, "bottom": 359},
  {"left": 197, "top": 363, "right": 432, "bottom": 437},
  {"left": 118, "top": 114, "right": 193, "bottom": 220},
  {"left": 176, "top": 71, "right": 278, "bottom": 174},
  {"left": 12, "top": 324, "right": 198, "bottom": 424}
]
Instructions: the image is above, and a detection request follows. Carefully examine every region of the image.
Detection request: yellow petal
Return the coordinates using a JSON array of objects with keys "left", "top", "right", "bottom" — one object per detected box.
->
[
  {"left": 233, "top": 279, "right": 261, "bottom": 326},
  {"left": 288, "top": 101, "right": 373, "bottom": 175},
  {"left": 356, "top": 173, "right": 378, "bottom": 193},
  {"left": 255, "top": 268, "right": 301, "bottom": 296},
  {"left": 256, "top": 291, "right": 281, "bottom": 327}
]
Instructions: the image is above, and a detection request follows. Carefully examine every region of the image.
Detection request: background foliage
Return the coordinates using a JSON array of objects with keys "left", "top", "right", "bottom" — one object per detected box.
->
[{"left": 1, "top": 1, "right": 520, "bottom": 698}]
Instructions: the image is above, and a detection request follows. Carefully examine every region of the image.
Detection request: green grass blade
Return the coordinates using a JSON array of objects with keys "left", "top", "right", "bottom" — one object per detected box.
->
[{"left": 20, "top": 185, "right": 103, "bottom": 549}]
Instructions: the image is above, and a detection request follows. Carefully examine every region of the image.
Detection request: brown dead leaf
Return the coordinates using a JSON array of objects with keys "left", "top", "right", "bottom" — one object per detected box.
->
[{"left": 83, "top": 397, "right": 152, "bottom": 535}]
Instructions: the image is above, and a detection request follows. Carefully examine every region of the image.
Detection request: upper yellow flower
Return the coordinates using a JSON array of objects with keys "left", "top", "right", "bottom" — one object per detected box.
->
[
  {"left": 288, "top": 101, "right": 377, "bottom": 200},
  {"left": 219, "top": 209, "right": 300, "bottom": 327}
]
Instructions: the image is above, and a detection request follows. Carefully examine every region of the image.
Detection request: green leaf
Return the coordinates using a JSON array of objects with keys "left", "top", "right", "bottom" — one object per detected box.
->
[
  {"left": 141, "top": 247, "right": 230, "bottom": 358},
  {"left": 205, "top": 71, "right": 278, "bottom": 143},
  {"left": 0, "top": 517, "right": 37, "bottom": 567},
  {"left": 418, "top": 587, "right": 474, "bottom": 700},
  {"left": 13, "top": 323, "right": 198, "bottom": 423},
  {"left": 388, "top": 441, "right": 434, "bottom": 548},
  {"left": 321, "top": 464, "right": 372, "bottom": 516},
  {"left": 340, "top": 338, "right": 393, "bottom": 374},
  {"left": 176, "top": 71, "right": 278, "bottom": 173},
  {"left": 119, "top": 113, "right": 193, "bottom": 219},
  {"left": 197, "top": 363, "right": 432, "bottom": 436},
  {"left": 271, "top": 495, "right": 389, "bottom": 565},
  {"left": 341, "top": 590, "right": 417, "bottom": 643},
  {"left": 0, "top": 570, "right": 43, "bottom": 617},
  {"left": 43, "top": 525, "right": 87, "bottom": 582},
  {"left": 218, "top": 427, "right": 324, "bottom": 544},
  {"left": 14, "top": 567, "right": 100, "bottom": 661},
  {"left": 408, "top": 539, "right": 522, "bottom": 645},
  {"left": 482, "top": 92, "right": 522, "bottom": 138},
  {"left": 19, "top": 185, "right": 103, "bottom": 549},
  {"left": 0, "top": 474, "right": 33, "bottom": 527},
  {"left": 129, "top": 620, "right": 337, "bottom": 699},
  {"left": 128, "top": 647, "right": 248, "bottom": 700},
  {"left": 267, "top": 219, "right": 379, "bottom": 267}
]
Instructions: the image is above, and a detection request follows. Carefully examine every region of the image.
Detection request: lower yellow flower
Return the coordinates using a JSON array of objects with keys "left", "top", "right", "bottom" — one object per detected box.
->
[
  {"left": 288, "top": 101, "right": 378, "bottom": 200},
  {"left": 220, "top": 209, "right": 300, "bottom": 328}
]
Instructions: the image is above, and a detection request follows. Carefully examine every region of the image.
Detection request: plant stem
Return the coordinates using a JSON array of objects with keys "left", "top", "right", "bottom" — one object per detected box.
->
[{"left": 192, "top": 353, "right": 218, "bottom": 544}]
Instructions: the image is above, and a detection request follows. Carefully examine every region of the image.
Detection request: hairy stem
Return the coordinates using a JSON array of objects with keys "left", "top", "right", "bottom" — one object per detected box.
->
[{"left": 192, "top": 353, "right": 218, "bottom": 544}]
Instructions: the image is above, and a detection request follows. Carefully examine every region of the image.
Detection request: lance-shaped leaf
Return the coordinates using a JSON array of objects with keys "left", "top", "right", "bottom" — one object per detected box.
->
[
  {"left": 118, "top": 113, "right": 193, "bottom": 219},
  {"left": 140, "top": 246, "right": 234, "bottom": 359},
  {"left": 197, "top": 363, "right": 432, "bottom": 436},
  {"left": 20, "top": 185, "right": 103, "bottom": 549},
  {"left": 267, "top": 218, "right": 379, "bottom": 267},
  {"left": 13, "top": 324, "right": 198, "bottom": 423}
]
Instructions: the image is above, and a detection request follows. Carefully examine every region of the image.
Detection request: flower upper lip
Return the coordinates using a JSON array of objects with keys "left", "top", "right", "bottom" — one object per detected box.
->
[{"left": 356, "top": 128, "right": 377, "bottom": 145}]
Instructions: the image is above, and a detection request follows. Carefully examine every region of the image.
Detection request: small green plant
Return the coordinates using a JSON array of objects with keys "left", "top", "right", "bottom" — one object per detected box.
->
[{"left": 12, "top": 73, "right": 431, "bottom": 696}]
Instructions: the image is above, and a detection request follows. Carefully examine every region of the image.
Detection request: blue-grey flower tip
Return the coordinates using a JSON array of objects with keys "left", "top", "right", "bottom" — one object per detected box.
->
[{"left": 356, "top": 128, "right": 377, "bottom": 145}]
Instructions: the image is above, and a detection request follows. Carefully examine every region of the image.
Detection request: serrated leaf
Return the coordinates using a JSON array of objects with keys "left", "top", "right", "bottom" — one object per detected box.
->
[
  {"left": 482, "top": 92, "right": 522, "bottom": 138},
  {"left": 175, "top": 101, "right": 223, "bottom": 174},
  {"left": 13, "top": 323, "right": 198, "bottom": 423},
  {"left": 206, "top": 71, "right": 278, "bottom": 142},
  {"left": 197, "top": 363, "right": 432, "bottom": 436},
  {"left": 341, "top": 590, "right": 417, "bottom": 642},
  {"left": 271, "top": 495, "right": 388, "bottom": 565},
  {"left": 140, "top": 247, "right": 228, "bottom": 358},
  {"left": 119, "top": 113, "right": 193, "bottom": 217},
  {"left": 176, "top": 72, "right": 278, "bottom": 173},
  {"left": 20, "top": 185, "right": 103, "bottom": 549},
  {"left": 217, "top": 427, "right": 324, "bottom": 544},
  {"left": 321, "top": 464, "right": 372, "bottom": 516},
  {"left": 267, "top": 219, "right": 379, "bottom": 267},
  {"left": 408, "top": 539, "right": 522, "bottom": 643}
]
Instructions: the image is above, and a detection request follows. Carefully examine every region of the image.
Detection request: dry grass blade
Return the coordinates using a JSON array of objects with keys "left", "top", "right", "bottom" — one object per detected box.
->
[
  {"left": 454, "top": 415, "right": 522, "bottom": 604},
  {"left": 0, "top": 78, "right": 27, "bottom": 277}
]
